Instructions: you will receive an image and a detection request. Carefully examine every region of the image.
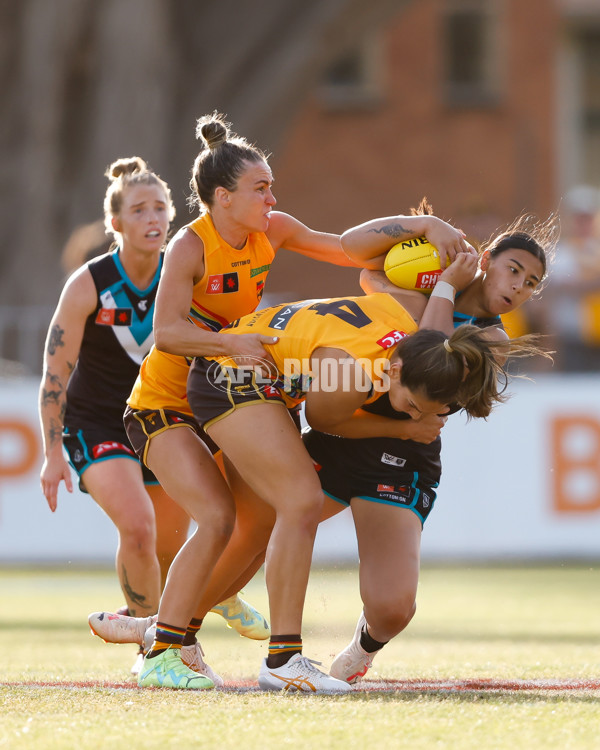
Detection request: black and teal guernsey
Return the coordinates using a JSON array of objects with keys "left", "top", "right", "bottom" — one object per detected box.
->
[{"left": 65, "top": 249, "right": 162, "bottom": 428}]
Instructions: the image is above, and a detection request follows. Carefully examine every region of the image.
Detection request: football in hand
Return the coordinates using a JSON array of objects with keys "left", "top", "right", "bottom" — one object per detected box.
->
[{"left": 384, "top": 236, "right": 449, "bottom": 294}]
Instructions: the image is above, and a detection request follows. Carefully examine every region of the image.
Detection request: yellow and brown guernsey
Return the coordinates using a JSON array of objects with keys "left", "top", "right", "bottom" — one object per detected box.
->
[{"left": 128, "top": 213, "right": 275, "bottom": 415}]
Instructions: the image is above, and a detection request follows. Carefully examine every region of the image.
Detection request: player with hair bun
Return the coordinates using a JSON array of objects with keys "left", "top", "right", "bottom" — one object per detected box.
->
[
  {"left": 182, "top": 271, "right": 546, "bottom": 692},
  {"left": 89, "top": 112, "right": 368, "bottom": 691},
  {"left": 86, "top": 190, "right": 552, "bottom": 690},
  {"left": 303, "top": 207, "right": 559, "bottom": 685},
  {"left": 39, "top": 155, "right": 268, "bottom": 679},
  {"left": 39, "top": 157, "right": 183, "bottom": 653}
]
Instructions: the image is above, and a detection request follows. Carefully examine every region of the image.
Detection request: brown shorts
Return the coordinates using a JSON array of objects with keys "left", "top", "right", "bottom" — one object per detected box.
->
[
  {"left": 187, "top": 357, "right": 287, "bottom": 430},
  {"left": 123, "top": 405, "right": 219, "bottom": 467}
]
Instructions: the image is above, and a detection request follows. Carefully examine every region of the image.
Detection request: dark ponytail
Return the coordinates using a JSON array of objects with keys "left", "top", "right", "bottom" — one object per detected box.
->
[{"left": 393, "top": 325, "right": 550, "bottom": 418}]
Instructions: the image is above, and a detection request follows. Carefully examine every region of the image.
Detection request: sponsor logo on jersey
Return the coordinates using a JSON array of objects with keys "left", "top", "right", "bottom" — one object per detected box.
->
[
  {"left": 206, "top": 272, "right": 239, "bottom": 294},
  {"left": 250, "top": 264, "right": 272, "bottom": 278},
  {"left": 96, "top": 308, "right": 133, "bottom": 326},
  {"left": 377, "top": 483, "right": 395, "bottom": 492},
  {"left": 422, "top": 493, "right": 430, "bottom": 508},
  {"left": 415, "top": 269, "right": 443, "bottom": 290},
  {"left": 376, "top": 330, "right": 409, "bottom": 349},
  {"left": 267, "top": 302, "right": 309, "bottom": 331},
  {"left": 93, "top": 441, "right": 135, "bottom": 458},
  {"left": 381, "top": 452, "right": 406, "bottom": 467},
  {"left": 138, "top": 299, "right": 148, "bottom": 311},
  {"left": 231, "top": 259, "right": 251, "bottom": 268},
  {"left": 256, "top": 279, "right": 265, "bottom": 299}
]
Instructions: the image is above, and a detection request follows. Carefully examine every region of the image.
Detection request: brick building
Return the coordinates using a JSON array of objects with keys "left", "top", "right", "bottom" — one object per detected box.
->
[{"left": 266, "top": 0, "right": 600, "bottom": 301}]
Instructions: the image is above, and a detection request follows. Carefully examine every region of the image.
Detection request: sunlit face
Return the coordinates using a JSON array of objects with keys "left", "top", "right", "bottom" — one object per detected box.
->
[
  {"left": 113, "top": 183, "right": 170, "bottom": 253},
  {"left": 388, "top": 363, "right": 450, "bottom": 419},
  {"left": 226, "top": 159, "right": 276, "bottom": 233},
  {"left": 479, "top": 248, "right": 544, "bottom": 315}
]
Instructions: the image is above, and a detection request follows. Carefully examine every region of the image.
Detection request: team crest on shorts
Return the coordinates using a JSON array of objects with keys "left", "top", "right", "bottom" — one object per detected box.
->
[{"left": 380, "top": 452, "right": 406, "bottom": 467}]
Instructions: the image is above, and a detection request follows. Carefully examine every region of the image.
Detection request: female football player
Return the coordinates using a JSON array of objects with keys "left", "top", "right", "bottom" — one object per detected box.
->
[
  {"left": 181, "top": 258, "right": 545, "bottom": 691},
  {"left": 92, "top": 112, "right": 377, "bottom": 691},
  {"left": 311, "top": 208, "right": 558, "bottom": 684},
  {"left": 39, "top": 157, "right": 182, "bottom": 625},
  {"left": 39, "top": 155, "right": 268, "bottom": 676}
]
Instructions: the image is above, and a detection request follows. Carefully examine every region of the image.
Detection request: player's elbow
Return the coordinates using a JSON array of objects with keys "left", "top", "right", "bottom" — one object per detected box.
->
[
  {"left": 153, "top": 323, "right": 177, "bottom": 354},
  {"left": 340, "top": 229, "right": 361, "bottom": 258}
]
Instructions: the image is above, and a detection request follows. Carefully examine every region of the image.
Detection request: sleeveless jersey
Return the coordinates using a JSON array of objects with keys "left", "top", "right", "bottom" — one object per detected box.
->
[
  {"left": 128, "top": 213, "right": 275, "bottom": 414},
  {"left": 65, "top": 249, "right": 162, "bottom": 426},
  {"left": 219, "top": 292, "right": 417, "bottom": 404}
]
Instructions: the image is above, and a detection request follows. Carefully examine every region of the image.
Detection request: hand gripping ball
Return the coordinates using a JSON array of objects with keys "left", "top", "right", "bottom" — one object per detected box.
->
[{"left": 383, "top": 236, "right": 449, "bottom": 294}]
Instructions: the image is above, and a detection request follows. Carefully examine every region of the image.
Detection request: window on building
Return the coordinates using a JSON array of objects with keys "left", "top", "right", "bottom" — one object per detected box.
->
[
  {"left": 581, "top": 30, "right": 600, "bottom": 186},
  {"left": 318, "top": 33, "right": 383, "bottom": 110},
  {"left": 442, "top": 0, "right": 503, "bottom": 107}
]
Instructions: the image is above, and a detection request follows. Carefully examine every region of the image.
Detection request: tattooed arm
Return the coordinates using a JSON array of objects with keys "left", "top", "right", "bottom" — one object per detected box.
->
[
  {"left": 39, "top": 268, "right": 96, "bottom": 511},
  {"left": 340, "top": 214, "right": 473, "bottom": 269}
]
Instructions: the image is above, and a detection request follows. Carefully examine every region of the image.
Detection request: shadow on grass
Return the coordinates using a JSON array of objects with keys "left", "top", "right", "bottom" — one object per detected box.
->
[{"left": 347, "top": 690, "right": 600, "bottom": 705}]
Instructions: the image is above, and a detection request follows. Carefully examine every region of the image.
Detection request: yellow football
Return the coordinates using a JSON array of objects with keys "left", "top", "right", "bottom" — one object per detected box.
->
[{"left": 384, "top": 236, "right": 449, "bottom": 294}]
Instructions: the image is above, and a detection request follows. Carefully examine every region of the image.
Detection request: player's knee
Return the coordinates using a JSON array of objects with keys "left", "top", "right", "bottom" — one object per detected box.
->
[
  {"left": 284, "top": 486, "right": 324, "bottom": 527},
  {"left": 118, "top": 516, "right": 157, "bottom": 553},
  {"left": 198, "top": 503, "right": 236, "bottom": 545},
  {"left": 366, "top": 594, "right": 416, "bottom": 636}
]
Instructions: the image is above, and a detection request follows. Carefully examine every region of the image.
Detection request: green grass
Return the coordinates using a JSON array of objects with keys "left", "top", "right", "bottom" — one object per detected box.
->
[{"left": 1, "top": 564, "right": 599, "bottom": 749}]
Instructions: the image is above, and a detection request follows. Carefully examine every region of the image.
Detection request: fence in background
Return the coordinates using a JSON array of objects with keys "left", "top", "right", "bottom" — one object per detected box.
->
[{"left": 1, "top": 374, "right": 600, "bottom": 564}]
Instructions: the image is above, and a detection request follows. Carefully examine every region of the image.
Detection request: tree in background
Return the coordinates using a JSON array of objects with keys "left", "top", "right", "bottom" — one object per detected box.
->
[{"left": 0, "top": 0, "right": 405, "bottom": 309}]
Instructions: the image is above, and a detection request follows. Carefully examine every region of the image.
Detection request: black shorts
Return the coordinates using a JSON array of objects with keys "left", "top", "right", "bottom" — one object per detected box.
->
[
  {"left": 303, "top": 428, "right": 438, "bottom": 526},
  {"left": 123, "top": 406, "right": 219, "bottom": 468},
  {"left": 187, "top": 357, "right": 286, "bottom": 430},
  {"left": 63, "top": 421, "right": 158, "bottom": 493}
]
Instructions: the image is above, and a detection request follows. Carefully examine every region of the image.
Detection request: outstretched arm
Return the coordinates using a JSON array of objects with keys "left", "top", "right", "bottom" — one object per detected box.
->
[
  {"left": 266, "top": 211, "right": 361, "bottom": 267},
  {"left": 342, "top": 214, "right": 474, "bottom": 269}
]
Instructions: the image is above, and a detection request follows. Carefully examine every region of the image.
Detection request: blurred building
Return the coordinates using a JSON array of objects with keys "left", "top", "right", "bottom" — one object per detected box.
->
[
  {"left": 2, "top": 0, "right": 600, "bottom": 370},
  {"left": 267, "top": 0, "right": 600, "bottom": 305}
]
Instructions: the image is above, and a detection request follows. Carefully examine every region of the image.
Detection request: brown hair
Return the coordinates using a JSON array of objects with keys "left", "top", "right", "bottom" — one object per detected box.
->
[
  {"left": 485, "top": 213, "right": 559, "bottom": 286},
  {"left": 411, "top": 197, "right": 559, "bottom": 287},
  {"left": 393, "top": 324, "right": 550, "bottom": 419},
  {"left": 188, "top": 112, "right": 268, "bottom": 211},
  {"left": 103, "top": 156, "right": 175, "bottom": 239}
]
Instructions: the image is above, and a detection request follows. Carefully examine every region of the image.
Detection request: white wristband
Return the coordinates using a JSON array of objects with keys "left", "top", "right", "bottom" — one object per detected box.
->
[{"left": 430, "top": 280, "right": 456, "bottom": 303}]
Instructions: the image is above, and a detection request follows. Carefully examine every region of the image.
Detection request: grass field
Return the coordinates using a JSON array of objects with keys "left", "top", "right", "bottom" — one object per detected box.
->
[{"left": 1, "top": 563, "right": 599, "bottom": 749}]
